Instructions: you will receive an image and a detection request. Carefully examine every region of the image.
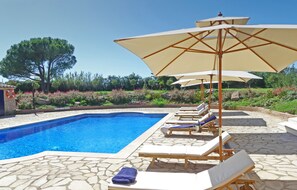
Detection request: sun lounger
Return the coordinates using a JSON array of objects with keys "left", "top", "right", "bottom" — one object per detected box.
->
[
  {"left": 108, "top": 150, "right": 255, "bottom": 190},
  {"left": 139, "top": 131, "right": 233, "bottom": 167},
  {"left": 162, "top": 112, "right": 217, "bottom": 136},
  {"left": 175, "top": 104, "right": 209, "bottom": 120},
  {"left": 176, "top": 104, "right": 209, "bottom": 120},
  {"left": 179, "top": 102, "right": 207, "bottom": 112}
]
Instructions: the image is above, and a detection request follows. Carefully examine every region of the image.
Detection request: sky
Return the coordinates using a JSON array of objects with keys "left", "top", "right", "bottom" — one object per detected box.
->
[{"left": 0, "top": 0, "right": 297, "bottom": 82}]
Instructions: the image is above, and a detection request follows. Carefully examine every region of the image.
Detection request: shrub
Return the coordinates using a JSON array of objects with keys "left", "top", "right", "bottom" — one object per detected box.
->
[
  {"left": 151, "top": 98, "right": 169, "bottom": 107},
  {"left": 130, "top": 89, "right": 146, "bottom": 101},
  {"left": 167, "top": 89, "right": 199, "bottom": 103},
  {"left": 18, "top": 101, "right": 33, "bottom": 109},
  {"left": 266, "top": 90, "right": 274, "bottom": 98},
  {"left": 103, "top": 100, "right": 113, "bottom": 106},
  {"left": 222, "top": 91, "right": 233, "bottom": 101},
  {"left": 145, "top": 93, "right": 152, "bottom": 101},
  {"left": 83, "top": 92, "right": 106, "bottom": 106},
  {"left": 16, "top": 92, "right": 33, "bottom": 109},
  {"left": 109, "top": 89, "right": 130, "bottom": 104},
  {"left": 222, "top": 101, "right": 237, "bottom": 109},
  {"left": 48, "top": 91, "right": 71, "bottom": 107}
]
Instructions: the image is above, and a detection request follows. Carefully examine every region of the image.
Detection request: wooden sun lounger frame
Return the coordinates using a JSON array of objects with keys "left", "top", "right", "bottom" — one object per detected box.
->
[
  {"left": 139, "top": 137, "right": 234, "bottom": 168},
  {"left": 166, "top": 120, "right": 218, "bottom": 136}
]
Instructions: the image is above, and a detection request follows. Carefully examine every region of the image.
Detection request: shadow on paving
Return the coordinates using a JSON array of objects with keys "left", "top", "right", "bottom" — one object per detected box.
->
[
  {"left": 250, "top": 171, "right": 297, "bottom": 190},
  {"left": 0, "top": 115, "right": 16, "bottom": 119},
  {"left": 213, "top": 111, "right": 249, "bottom": 117},
  {"left": 258, "top": 180, "right": 297, "bottom": 190},
  {"left": 222, "top": 118, "right": 267, "bottom": 127},
  {"left": 165, "top": 134, "right": 216, "bottom": 140},
  {"left": 230, "top": 132, "right": 297, "bottom": 155}
]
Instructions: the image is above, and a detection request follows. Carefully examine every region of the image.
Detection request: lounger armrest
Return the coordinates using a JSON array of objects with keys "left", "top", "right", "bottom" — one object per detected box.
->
[
  {"left": 222, "top": 149, "right": 234, "bottom": 156},
  {"left": 236, "top": 178, "right": 255, "bottom": 184},
  {"left": 213, "top": 149, "right": 234, "bottom": 157}
]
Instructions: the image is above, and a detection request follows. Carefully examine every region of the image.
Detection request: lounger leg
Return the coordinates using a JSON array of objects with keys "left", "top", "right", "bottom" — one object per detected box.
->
[
  {"left": 151, "top": 158, "right": 157, "bottom": 167},
  {"left": 185, "top": 159, "right": 188, "bottom": 168},
  {"left": 235, "top": 179, "right": 255, "bottom": 190}
]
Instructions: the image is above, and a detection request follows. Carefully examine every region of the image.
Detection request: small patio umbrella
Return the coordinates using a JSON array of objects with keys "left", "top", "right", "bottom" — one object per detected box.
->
[
  {"left": 172, "top": 78, "right": 214, "bottom": 101},
  {"left": 115, "top": 13, "right": 297, "bottom": 161},
  {"left": 172, "top": 70, "right": 261, "bottom": 109},
  {"left": 173, "top": 80, "right": 219, "bottom": 88},
  {"left": 172, "top": 79, "right": 218, "bottom": 104}
]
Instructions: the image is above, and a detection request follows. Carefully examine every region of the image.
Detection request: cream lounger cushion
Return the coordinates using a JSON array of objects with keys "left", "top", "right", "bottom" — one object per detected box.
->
[
  {"left": 166, "top": 111, "right": 212, "bottom": 125},
  {"left": 176, "top": 104, "right": 209, "bottom": 115},
  {"left": 139, "top": 131, "right": 231, "bottom": 157},
  {"left": 179, "top": 102, "right": 206, "bottom": 111}
]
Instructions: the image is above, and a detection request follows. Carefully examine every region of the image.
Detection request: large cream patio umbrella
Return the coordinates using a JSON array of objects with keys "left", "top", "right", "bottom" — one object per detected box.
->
[{"left": 115, "top": 13, "right": 297, "bottom": 161}]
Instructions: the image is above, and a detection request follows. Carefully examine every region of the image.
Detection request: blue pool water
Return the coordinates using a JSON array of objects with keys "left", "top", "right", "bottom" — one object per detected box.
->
[{"left": 0, "top": 113, "right": 166, "bottom": 160}]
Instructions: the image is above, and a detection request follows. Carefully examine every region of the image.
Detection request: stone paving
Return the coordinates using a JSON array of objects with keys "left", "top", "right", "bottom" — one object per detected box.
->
[{"left": 0, "top": 108, "right": 297, "bottom": 189}]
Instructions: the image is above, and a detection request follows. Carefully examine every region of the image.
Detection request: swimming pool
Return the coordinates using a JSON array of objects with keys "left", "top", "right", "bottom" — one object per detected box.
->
[{"left": 0, "top": 113, "right": 166, "bottom": 160}]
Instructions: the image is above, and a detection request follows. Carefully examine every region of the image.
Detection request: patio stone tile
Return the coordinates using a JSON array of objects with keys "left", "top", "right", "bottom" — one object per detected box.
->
[
  {"left": 0, "top": 175, "right": 17, "bottom": 186},
  {"left": 69, "top": 180, "right": 93, "bottom": 190}
]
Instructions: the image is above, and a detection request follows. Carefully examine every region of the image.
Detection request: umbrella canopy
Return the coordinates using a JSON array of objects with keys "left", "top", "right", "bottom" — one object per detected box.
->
[
  {"left": 115, "top": 13, "right": 297, "bottom": 161},
  {"left": 115, "top": 24, "right": 297, "bottom": 75},
  {"left": 196, "top": 13, "right": 249, "bottom": 27},
  {"left": 172, "top": 70, "right": 262, "bottom": 82},
  {"left": 172, "top": 79, "right": 219, "bottom": 87}
]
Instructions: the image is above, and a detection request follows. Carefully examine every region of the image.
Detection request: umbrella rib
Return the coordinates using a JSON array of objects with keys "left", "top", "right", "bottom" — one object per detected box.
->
[
  {"left": 224, "top": 29, "right": 267, "bottom": 52},
  {"left": 209, "top": 20, "right": 231, "bottom": 26},
  {"left": 188, "top": 33, "right": 217, "bottom": 52},
  {"left": 226, "top": 29, "right": 278, "bottom": 72},
  {"left": 187, "top": 49, "right": 217, "bottom": 54},
  {"left": 238, "top": 77, "right": 247, "bottom": 82},
  {"left": 185, "top": 80, "right": 190, "bottom": 86},
  {"left": 172, "top": 46, "right": 215, "bottom": 54},
  {"left": 156, "top": 31, "right": 215, "bottom": 76},
  {"left": 233, "top": 29, "right": 297, "bottom": 53},
  {"left": 176, "top": 76, "right": 183, "bottom": 80},
  {"left": 142, "top": 30, "right": 210, "bottom": 59},
  {"left": 225, "top": 42, "right": 272, "bottom": 53}
]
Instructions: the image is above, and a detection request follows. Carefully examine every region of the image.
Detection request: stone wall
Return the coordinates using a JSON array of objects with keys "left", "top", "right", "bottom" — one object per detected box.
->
[
  {"left": 1, "top": 89, "right": 16, "bottom": 115},
  {"left": 3, "top": 89, "right": 16, "bottom": 115}
]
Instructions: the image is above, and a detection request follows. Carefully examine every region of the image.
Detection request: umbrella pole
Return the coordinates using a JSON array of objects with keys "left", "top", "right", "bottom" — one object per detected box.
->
[
  {"left": 218, "top": 22, "right": 223, "bottom": 162},
  {"left": 200, "top": 79, "right": 204, "bottom": 101},
  {"left": 208, "top": 75, "right": 213, "bottom": 111}
]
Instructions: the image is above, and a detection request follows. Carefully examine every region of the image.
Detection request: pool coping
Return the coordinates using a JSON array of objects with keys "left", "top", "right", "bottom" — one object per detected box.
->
[{"left": 0, "top": 111, "right": 173, "bottom": 164}]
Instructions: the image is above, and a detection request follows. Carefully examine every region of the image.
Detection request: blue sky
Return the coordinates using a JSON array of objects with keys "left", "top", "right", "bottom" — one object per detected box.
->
[{"left": 0, "top": 0, "right": 297, "bottom": 82}]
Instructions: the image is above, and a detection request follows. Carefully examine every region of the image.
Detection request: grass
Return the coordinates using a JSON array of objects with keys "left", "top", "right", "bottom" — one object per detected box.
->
[
  {"left": 271, "top": 99, "right": 297, "bottom": 114},
  {"left": 223, "top": 88, "right": 272, "bottom": 93}
]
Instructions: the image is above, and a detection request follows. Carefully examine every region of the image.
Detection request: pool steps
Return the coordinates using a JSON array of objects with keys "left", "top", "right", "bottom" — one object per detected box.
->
[{"left": 279, "top": 117, "right": 297, "bottom": 136}]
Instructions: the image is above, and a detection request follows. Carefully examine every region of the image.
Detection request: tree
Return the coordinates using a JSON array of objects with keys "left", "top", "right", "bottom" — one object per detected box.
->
[
  {"left": 130, "top": 79, "right": 137, "bottom": 89},
  {"left": 0, "top": 37, "right": 76, "bottom": 93}
]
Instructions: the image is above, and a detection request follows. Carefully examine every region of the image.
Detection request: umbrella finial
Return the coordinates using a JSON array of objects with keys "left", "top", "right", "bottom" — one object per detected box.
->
[{"left": 218, "top": 12, "right": 223, "bottom": 17}]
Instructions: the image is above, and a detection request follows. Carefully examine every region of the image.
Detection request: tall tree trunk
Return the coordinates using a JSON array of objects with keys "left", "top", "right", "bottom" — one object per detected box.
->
[
  {"left": 45, "top": 61, "right": 52, "bottom": 94},
  {"left": 40, "top": 76, "right": 46, "bottom": 93},
  {"left": 38, "top": 62, "right": 47, "bottom": 93}
]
